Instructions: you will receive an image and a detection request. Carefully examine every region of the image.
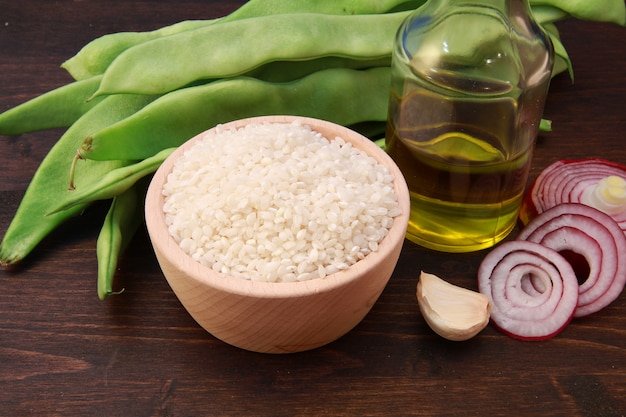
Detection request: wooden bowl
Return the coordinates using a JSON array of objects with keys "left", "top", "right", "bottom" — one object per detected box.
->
[{"left": 145, "top": 115, "right": 410, "bottom": 353}]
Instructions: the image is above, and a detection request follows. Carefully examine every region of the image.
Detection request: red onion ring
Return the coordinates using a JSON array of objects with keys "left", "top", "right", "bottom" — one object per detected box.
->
[
  {"left": 520, "top": 158, "right": 626, "bottom": 233},
  {"left": 518, "top": 203, "right": 626, "bottom": 317},
  {"left": 478, "top": 240, "right": 578, "bottom": 340}
]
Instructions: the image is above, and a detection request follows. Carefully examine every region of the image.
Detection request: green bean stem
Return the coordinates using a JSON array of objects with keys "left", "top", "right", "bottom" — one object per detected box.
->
[
  {"left": 540, "top": 119, "right": 552, "bottom": 132},
  {"left": 91, "top": 12, "right": 409, "bottom": 97},
  {"left": 50, "top": 148, "right": 176, "bottom": 214},
  {"left": 82, "top": 67, "right": 391, "bottom": 161},
  {"left": 0, "top": 94, "right": 158, "bottom": 266}
]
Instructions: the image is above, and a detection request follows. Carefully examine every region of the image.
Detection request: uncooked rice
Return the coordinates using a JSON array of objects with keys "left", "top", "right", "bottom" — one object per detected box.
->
[{"left": 162, "top": 120, "right": 401, "bottom": 282}]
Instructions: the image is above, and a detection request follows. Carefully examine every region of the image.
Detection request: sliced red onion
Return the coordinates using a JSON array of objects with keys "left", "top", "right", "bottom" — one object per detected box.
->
[
  {"left": 518, "top": 203, "right": 626, "bottom": 317},
  {"left": 477, "top": 240, "right": 579, "bottom": 340},
  {"left": 520, "top": 158, "right": 626, "bottom": 233}
]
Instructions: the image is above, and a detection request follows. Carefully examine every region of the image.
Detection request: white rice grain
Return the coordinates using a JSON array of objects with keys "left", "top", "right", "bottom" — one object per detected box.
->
[{"left": 162, "top": 120, "right": 401, "bottom": 282}]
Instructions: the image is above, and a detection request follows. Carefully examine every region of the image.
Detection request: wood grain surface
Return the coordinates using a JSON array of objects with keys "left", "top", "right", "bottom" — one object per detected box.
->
[{"left": 1, "top": 1, "right": 625, "bottom": 416}]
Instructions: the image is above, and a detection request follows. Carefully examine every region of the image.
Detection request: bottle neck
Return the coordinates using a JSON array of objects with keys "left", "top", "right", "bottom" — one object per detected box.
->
[
  {"left": 406, "top": 0, "right": 543, "bottom": 44},
  {"left": 397, "top": 0, "right": 553, "bottom": 95}
]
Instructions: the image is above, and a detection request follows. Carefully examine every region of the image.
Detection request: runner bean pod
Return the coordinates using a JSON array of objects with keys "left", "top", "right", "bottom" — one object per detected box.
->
[
  {"left": 0, "top": 94, "right": 159, "bottom": 265},
  {"left": 531, "top": 5, "right": 569, "bottom": 25},
  {"left": 96, "top": 179, "right": 147, "bottom": 300},
  {"left": 219, "top": 0, "right": 418, "bottom": 19},
  {"left": 81, "top": 66, "right": 391, "bottom": 161},
  {"left": 542, "top": 22, "right": 574, "bottom": 80},
  {"left": 61, "top": 20, "right": 216, "bottom": 81},
  {"left": 246, "top": 56, "right": 391, "bottom": 83},
  {"left": 91, "top": 11, "right": 409, "bottom": 97},
  {"left": 0, "top": 76, "right": 103, "bottom": 135},
  {"left": 540, "top": 0, "right": 625, "bottom": 25}
]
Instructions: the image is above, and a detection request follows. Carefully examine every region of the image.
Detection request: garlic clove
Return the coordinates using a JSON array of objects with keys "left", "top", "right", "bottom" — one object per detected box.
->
[{"left": 417, "top": 271, "right": 492, "bottom": 341}]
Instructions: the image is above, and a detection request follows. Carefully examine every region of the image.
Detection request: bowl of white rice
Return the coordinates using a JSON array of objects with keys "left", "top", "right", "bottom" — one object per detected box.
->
[{"left": 145, "top": 115, "right": 410, "bottom": 353}]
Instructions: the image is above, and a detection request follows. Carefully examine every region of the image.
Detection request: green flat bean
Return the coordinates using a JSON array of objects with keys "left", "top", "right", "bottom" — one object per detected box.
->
[
  {"left": 532, "top": 0, "right": 625, "bottom": 25},
  {"left": 49, "top": 148, "right": 175, "bottom": 214},
  {"left": 62, "top": 0, "right": 418, "bottom": 81},
  {"left": 96, "top": 179, "right": 147, "bottom": 300},
  {"left": 542, "top": 22, "right": 574, "bottom": 81},
  {"left": 223, "top": 0, "right": 417, "bottom": 19},
  {"left": 0, "top": 76, "right": 103, "bottom": 135},
  {"left": 81, "top": 66, "right": 391, "bottom": 161},
  {"left": 0, "top": 94, "right": 159, "bottom": 266},
  {"left": 91, "top": 12, "right": 409, "bottom": 97},
  {"left": 62, "top": 20, "right": 216, "bottom": 81},
  {"left": 531, "top": 5, "right": 569, "bottom": 25},
  {"left": 245, "top": 57, "right": 391, "bottom": 83}
]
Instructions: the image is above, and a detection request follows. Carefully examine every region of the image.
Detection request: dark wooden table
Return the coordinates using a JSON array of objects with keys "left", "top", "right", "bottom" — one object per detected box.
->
[{"left": 1, "top": 1, "right": 625, "bottom": 416}]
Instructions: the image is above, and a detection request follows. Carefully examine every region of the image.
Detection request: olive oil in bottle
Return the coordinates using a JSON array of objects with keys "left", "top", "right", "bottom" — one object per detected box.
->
[{"left": 386, "top": 0, "right": 554, "bottom": 252}]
